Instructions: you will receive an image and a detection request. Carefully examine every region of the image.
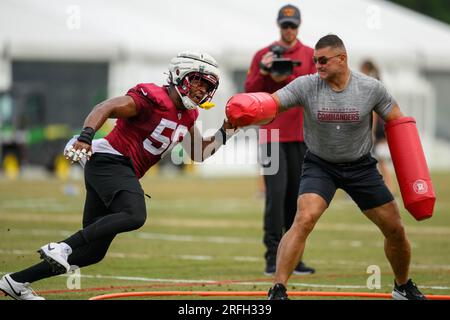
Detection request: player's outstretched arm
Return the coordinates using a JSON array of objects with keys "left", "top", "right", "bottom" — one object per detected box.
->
[
  {"left": 65, "top": 96, "right": 137, "bottom": 163},
  {"left": 183, "top": 120, "right": 236, "bottom": 162}
]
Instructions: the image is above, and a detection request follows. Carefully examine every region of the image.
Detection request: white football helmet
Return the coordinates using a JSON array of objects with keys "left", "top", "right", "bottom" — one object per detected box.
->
[{"left": 168, "top": 51, "right": 220, "bottom": 110}]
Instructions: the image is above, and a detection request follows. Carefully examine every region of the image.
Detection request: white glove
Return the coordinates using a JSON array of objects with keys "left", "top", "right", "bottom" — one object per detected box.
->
[{"left": 63, "top": 136, "right": 91, "bottom": 168}]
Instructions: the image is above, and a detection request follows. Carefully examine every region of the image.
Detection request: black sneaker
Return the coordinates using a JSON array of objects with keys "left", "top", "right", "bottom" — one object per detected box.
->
[
  {"left": 264, "top": 264, "right": 276, "bottom": 276},
  {"left": 392, "top": 279, "right": 427, "bottom": 300},
  {"left": 264, "top": 261, "right": 315, "bottom": 276},
  {"left": 293, "top": 261, "right": 315, "bottom": 275},
  {"left": 268, "top": 283, "right": 289, "bottom": 300}
]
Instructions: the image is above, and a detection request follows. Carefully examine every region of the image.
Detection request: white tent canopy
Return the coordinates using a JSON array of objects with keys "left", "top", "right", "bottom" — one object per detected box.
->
[
  {"left": 1, "top": 0, "right": 450, "bottom": 172},
  {"left": 2, "top": 0, "right": 450, "bottom": 67}
]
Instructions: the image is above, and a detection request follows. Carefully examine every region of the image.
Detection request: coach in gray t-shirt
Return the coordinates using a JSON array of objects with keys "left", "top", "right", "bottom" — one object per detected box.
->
[
  {"left": 267, "top": 34, "right": 426, "bottom": 300},
  {"left": 277, "top": 70, "right": 394, "bottom": 163}
]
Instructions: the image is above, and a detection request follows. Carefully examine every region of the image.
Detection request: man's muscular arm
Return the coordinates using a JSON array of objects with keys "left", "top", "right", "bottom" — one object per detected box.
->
[
  {"left": 271, "top": 93, "right": 283, "bottom": 111},
  {"left": 383, "top": 103, "right": 404, "bottom": 122},
  {"left": 65, "top": 96, "right": 137, "bottom": 163}
]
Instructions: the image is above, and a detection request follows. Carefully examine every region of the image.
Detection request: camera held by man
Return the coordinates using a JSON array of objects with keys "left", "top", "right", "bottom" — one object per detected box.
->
[
  {"left": 258, "top": 5, "right": 304, "bottom": 80},
  {"left": 261, "top": 45, "right": 302, "bottom": 77}
]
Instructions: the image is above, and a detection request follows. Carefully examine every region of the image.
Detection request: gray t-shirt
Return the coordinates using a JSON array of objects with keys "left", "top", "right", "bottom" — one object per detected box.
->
[{"left": 276, "top": 70, "right": 395, "bottom": 163}]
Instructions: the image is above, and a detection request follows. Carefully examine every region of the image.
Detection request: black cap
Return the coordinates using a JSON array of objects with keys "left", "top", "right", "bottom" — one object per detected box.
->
[{"left": 277, "top": 4, "right": 301, "bottom": 26}]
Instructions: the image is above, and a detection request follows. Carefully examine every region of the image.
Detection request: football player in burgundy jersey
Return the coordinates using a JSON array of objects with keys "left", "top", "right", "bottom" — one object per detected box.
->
[{"left": 0, "top": 52, "right": 235, "bottom": 300}]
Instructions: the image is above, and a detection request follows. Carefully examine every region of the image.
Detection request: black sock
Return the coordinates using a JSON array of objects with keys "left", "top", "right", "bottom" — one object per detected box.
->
[
  {"left": 61, "top": 230, "right": 88, "bottom": 250},
  {"left": 10, "top": 262, "right": 62, "bottom": 284}
]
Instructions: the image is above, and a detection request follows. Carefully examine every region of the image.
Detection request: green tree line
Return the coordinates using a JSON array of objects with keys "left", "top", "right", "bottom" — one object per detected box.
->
[{"left": 388, "top": 0, "right": 450, "bottom": 25}]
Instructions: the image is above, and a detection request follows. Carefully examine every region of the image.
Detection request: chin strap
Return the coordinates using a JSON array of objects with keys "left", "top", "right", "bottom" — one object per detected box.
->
[{"left": 174, "top": 86, "right": 198, "bottom": 110}]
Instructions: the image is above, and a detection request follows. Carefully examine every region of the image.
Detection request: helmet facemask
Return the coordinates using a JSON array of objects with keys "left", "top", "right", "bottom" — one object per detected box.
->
[
  {"left": 175, "top": 72, "right": 219, "bottom": 109},
  {"left": 168, "top": 51, "right": 220, "bottom": 110}
]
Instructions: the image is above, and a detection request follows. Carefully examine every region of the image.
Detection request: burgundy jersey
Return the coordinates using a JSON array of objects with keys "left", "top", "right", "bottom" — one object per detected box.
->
[{"left": 105, "top": 83, "right": 199, "bottom": 178}]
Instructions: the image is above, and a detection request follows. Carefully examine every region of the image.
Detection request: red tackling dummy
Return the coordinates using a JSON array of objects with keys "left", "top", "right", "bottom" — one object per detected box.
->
[
  {"left": 225, "top": 92, "right": 278, "bottom": 127},
  {"left": 385, "top": 117, "right": 435, "bottom": 221}
]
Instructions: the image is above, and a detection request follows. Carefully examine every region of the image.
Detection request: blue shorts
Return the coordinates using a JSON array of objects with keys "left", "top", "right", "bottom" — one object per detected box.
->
[{"left": 299, "top": 151, "right": 394, "bottom": 211}]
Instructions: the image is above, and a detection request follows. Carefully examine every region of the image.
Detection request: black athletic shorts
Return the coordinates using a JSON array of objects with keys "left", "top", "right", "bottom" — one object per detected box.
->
[
  {"left": 298, "top": 151, "right": 394, "bottom": 211},
  {"left": 84, "top": 153, "right": 144, "bottom": 208}
]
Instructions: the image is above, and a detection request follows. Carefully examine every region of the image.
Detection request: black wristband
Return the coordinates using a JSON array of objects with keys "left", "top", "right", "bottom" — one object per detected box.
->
[
  {"left": 214, "top": 127, "right": 228, "bottom": 146},
  {"left": 219, "top": 127, "right": 227, "bottom": 145},
  {"left": 77, "top": 127, "right": 95, "bottom": 145}
]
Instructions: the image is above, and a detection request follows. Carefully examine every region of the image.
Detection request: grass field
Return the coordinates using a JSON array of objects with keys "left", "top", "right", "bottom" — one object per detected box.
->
[{"left": 1, "top": 171, "right": 449, "bottom": 300}]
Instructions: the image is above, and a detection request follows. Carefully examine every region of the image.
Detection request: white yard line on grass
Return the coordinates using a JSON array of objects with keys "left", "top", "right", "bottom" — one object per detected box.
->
[
  {"left": 135, "top": 231, "right": 259, "bottom": 244},
  {"left": 0, "top": 270, "right": 449, "bottom": 291},
  {"left": 4, "top": 217, "right": 450, "bottom": 234},
  {"left": 0, "top": 228, "right": 424, "bottom": 248},
  {"left": 4, "top": 228, "right": 259, "bottom": 244},
  {"left": 1, "top": 248, "right": 450, "bottom": 272}
]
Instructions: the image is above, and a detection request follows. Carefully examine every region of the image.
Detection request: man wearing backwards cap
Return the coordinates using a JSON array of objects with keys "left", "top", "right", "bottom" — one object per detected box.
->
[{"left": 245, "top": 4, "right": 316, "bottom": 277}]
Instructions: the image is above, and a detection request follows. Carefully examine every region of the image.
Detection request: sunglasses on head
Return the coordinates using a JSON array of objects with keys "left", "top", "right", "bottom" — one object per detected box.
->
[
  {"left": 313, "top": 54, "right": 341, "bottom": 65},
  {"left": 280, "top": 22, "right": 298, "bottom": 30}
]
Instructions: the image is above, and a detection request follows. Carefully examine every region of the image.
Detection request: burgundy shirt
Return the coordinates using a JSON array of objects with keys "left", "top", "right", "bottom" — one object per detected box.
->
[
  {"left": 244, "top": 40, "right": 316, "bottom": 143},
  {"left": 105, "top": 83, "right": 198, "bottom": 178}
]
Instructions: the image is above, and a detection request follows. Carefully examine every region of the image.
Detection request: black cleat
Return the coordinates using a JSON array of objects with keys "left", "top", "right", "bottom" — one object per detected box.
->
[
  {"left": 265, "top": 261, "right": 315, "bottom": 276},
  {"left": 268, "top": 283, "right": 289, "bottom": 300},
  {"left": 264, "top": 264, "right": 276, "bottom": 276},
  {"left": 293, "top": 261, "right": 315, "bottom": 275},
  {"left": 392, "top": 279, "right": 427, "bottom": 300}
]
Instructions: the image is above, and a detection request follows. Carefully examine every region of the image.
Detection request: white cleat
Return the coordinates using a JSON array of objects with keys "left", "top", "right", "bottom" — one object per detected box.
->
[
  {"left": 0, "top": 274, "right": 45, "bottom": 300},
  {"left": 38, "top": 242, "right": 71, "bottom": 273}
]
